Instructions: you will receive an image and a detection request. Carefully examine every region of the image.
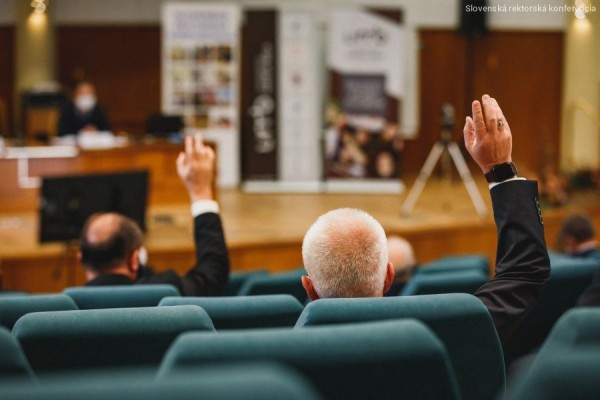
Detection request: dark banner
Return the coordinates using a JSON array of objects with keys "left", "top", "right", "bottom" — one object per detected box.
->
[{"left": 241, "top": 10, "right": 278, "bottom": 181}]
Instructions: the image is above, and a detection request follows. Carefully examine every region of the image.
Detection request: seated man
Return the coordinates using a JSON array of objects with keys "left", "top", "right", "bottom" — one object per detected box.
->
[
  {"left": 79, "top": 135, "right": 229, "bottom": 296},
  {"left": 556, "top": 213, "right": 599, "bottom": 259},
  {"left": 385, "top": 235, "right": 417, "bottom": 296},
  {"left": 301, "top": 95, "right": 551, "bottom": 346},
  {"left": 553, "top": 214, "right": 600, "bottom": 307},
  {"left": 57, "top": 81, "right": 111, "bottom": 136}
]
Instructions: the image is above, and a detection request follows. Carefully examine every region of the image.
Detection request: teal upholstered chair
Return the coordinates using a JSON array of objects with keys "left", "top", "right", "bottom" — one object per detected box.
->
[
  {"left": 0, "top": 291, "right": 27, "bottom": 297},
  {"left": 418, "top": 254, "right": 490, "bottom": 276},
  {"left": 510, "top": 309, "right": 600, "bottom": 400},
  {"left": 0, "top": 362, "right": 322, "bottom": 400},
  {"left": 63, "top": 284, "right": 180, "bottom": 309},
  {"left": 13, "top": 305, "right": 214, "bottom": 372},
  {"left": 401, "top": 269, "right": 487, "bottom": 296},
  {"left": 159, "top": 294, "right": 304, "bottom": 330},
  {"left": 159, "top": 319, "right": 460, "bottom": 400},
  {"left": 503, "top": 257, "right": 600, "bottom": 363},
  {"left": 237, "top": 270, "right": 307, "bottom": 303},
  {"left": 0, "top": 294, "right": 78, "bottom": 330},
  {"left": 224, "top": 269, "right": 269, "bottom": 296},
  {"left": 0, "top": 327, "right": 35, "bottom": 381},
  {"left": 535, "top": 308, "right": 600, "bottom": 355},
  {"left": 295, "top": 294, "right": 504, "bottom": 400},
  {"left": 510, "top": 351, "right": 600, "bottom": 400}
]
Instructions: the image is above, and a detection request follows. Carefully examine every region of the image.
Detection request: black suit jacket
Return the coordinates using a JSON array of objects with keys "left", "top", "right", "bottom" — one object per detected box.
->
[
  {"left": 57, "top": 101, "right": 112, "bottom": 136},
  {"left": 475, "top": 180, "right": 550, "bottom": 345},
  {"left": 86, "top": 212, "right": 230, "bottom": 296}
]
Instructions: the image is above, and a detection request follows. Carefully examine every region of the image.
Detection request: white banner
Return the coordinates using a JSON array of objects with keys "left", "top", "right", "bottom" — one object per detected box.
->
[
  {"left": 162, "top": 2, "right": 240, "bottom": 187},
  {"left": 278, "top": 10, "right": 321, "bottom": 185},
  {"left": 325, "top": 8, "right": 406, "bottom": 193}
]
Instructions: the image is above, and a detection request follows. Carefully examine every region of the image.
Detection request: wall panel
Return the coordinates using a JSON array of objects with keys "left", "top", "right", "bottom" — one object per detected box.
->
[
  {"left": 406, "top": 30, "right": 562, "bottom": 177},
  {"left": 0, "top": 26, "right": 14, "bottom": 136},
  {"left": 57, "top": 25, "right": 160, "bottom": 135}
]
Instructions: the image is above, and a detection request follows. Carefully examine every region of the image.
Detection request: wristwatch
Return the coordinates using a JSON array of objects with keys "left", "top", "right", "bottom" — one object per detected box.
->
[{"left": 484, "top": 162, "right": 518, "bottom": 183}]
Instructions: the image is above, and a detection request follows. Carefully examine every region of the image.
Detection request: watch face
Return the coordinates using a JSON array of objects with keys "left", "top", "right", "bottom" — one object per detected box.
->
[
  {"left": 485, "top": 163, "right": 517, "bottom": 183},
  {"left": 494, "top": 163, "right": 517, "bottom": 181}
]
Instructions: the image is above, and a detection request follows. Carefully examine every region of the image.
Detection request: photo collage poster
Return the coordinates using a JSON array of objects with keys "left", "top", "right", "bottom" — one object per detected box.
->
[
  {"left": 326, "top": 8, "right": 406, "bottom": 185},
  {"left": 162, "top": 3, "right": 239, "bottom": 129},
  {"left": 162, "top": 2, "right": 240, "bottom": 186}
]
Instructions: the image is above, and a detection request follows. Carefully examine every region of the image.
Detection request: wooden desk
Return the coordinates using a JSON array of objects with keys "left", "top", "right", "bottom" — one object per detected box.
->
[{"left": 0, "top": 139, "right": 215, "bottom": 213}]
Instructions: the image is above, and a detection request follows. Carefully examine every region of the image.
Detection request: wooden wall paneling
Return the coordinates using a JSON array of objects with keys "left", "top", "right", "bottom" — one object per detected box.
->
[
  {"left": 0, "top": 26, "right": 14, "bottom": 137},
  {"left": 401, "top": 30, "right": 468, "bottom": 175},
  {"left": 57, "top": 26, "right": 161, "bottom": 136},
  {"left": 409, "top": 30, "right": 562, "bottom": 177},
  {"left": 470, "top": 31, "right": 563, "bottom": 174}
]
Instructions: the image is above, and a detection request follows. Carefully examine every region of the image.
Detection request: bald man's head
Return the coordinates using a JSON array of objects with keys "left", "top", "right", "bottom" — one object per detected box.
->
[{"left": 80, "top": 213, "right": 143, "bottom": 272}]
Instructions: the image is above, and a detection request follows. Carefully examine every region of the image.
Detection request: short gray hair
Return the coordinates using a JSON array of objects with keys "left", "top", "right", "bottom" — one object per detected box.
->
[{"left": 302, "top": 208, "right": 388, "bottom": 298}]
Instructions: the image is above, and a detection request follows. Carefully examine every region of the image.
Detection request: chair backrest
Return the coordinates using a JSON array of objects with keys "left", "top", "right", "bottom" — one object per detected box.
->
[
  {"left": 0, "top": 327, "right": 35, "bottom": 381},
  {"left": 401, "top": 269, "right": 488, "bottom": 296},
  {"left": 510, "top": 351, "right": 600, "bottom": 400},
  {"left": 0, "top": 362, "right": 322, "bottom": 400},
  {"left": 537, "top": 307, "right": 600, "bottom": 354},
  {"left": 223, "top": 269, "right": 269, "bottom": 296},
  {"left": 63, "top": 284, "right": 180, "bottom": 309},
  {"left": 159, "top": 319, "right": 460, "bottom": 400},
  {"left": 510, "top": 308, "right": 600, "bottom": 400},
  {"left": 418, "top": 254, "right": 490, "bottom": 276},
  {"left": 237, "top": 271, "right": 307, "bottom": 303},
  {"left": 0, "top": 294, "right": 78, "bottom": 330},
  {"left": 159, "top": 294, "right": 304, "bottom": 330},
  {"left": 503, "top": 257, "right": 600, "bottom": 363},
  {"left": 295, "top": 294, "right": 504, "bottom": 400},
  {"left": 12, "top": 305, "right": 214, "bottom": 372}
]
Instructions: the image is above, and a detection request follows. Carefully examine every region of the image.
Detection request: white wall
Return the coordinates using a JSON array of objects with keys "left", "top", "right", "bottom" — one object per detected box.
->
[
  {"left": 50, "top": 0, "right": 566, "bottom": 29},
  {"left": 0, "top": 0, "right": 15, "bottom": 25}
]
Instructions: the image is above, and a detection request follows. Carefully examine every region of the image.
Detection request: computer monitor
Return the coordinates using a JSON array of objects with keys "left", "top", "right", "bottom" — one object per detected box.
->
[
  {"left": 145, "top": 113, "right": 184, "bottom": 137},
  {"left": 39, "top": 170, "right": 148, "bottom": 243}
]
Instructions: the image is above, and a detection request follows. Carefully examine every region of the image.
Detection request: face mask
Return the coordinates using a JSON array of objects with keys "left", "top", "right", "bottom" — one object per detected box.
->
[{"left": 75, "top": 94, "right": 97, "bottom": 113}]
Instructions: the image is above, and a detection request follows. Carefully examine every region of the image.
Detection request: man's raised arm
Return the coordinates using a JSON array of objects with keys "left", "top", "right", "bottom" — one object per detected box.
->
[{"left": 464, "top": 94, "right": 550, "bottom": 344}]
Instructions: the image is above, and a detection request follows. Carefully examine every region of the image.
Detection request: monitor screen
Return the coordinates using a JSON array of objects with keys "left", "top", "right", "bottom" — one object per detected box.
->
[{"left": 39, "top": 170, "right": 148, "bottom": 243}]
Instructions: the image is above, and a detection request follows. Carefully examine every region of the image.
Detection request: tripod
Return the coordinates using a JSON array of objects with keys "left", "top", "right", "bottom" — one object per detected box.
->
[{"left": 401, "top": 131, "right": 487, "bottom": 218}]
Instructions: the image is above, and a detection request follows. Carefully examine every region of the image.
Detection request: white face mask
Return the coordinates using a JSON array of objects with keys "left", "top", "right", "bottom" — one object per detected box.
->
[{"left": 75, "top": 94, "right": 97, "bottom": 113}]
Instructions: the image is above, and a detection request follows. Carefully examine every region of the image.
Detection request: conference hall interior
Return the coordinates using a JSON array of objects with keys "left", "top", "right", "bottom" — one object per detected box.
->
[{"left": 0, "top": 0, "right": 599, "bottom": 399}]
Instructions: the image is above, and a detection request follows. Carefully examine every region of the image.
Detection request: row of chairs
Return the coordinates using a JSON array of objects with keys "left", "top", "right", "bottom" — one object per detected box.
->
[
  {"left": 6, "top": 308, "right": 599, "bottom": 400},
  {"left": 228, "top": 255, "right": 492, "bottom": 301},
  {"left": 1, "top": 361, "right": 322, "bottom": 400},
  {"left": 2, "top": 293, "right": 501, "bottom": 400}
]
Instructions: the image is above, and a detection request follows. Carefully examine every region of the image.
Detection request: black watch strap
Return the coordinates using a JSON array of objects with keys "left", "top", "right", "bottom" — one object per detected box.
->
[{"left": 484, "top": 162, "right": 518, "bottom": 183}]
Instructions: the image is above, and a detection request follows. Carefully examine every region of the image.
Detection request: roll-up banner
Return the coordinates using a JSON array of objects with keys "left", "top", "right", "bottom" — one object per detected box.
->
[
  {"left": 325, "top": 8, "right": 406, "bottom": 193},
  {"left": 241, "top": 10, "right": 278, "bottom": 181},
  {"left": 241, "top": 9, "right": 321, "bottom": 192},
  {"left": 162, "top": 3, "right": 240, "bottom": 187}
]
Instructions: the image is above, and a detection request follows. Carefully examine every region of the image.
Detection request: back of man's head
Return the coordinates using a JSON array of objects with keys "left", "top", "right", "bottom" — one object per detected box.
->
[
  {"left": 80, "top": 213, "right": 143, "bottom": 273},
  {"left": 302, "top": 208, "right": 389, "bottom": 298},
  {"left": 387, "top": 235, "right": 416, "bottom": 282},
  {"left": 556, "top": 213, "right": 596, "bottom": 252}
]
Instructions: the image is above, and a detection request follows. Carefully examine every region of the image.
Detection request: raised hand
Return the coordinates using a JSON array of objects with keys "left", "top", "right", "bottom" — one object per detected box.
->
[
  {"left": 176, "top": 134, "right": 215, "bottom": 201},
  {"left": 463, "top": 94, "right": 512, "bottom": 173}
]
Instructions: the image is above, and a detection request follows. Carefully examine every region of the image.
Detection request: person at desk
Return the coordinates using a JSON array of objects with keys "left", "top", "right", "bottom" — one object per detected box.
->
[
  {"left": 57, "top": 81, "right": 112, "bottom": 136},
  {"left": 79, "top": 135, "right": 230, "bottom": 296}
]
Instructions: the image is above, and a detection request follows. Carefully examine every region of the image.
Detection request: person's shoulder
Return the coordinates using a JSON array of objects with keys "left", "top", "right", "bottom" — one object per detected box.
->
[{"left": 138, "top": 269, "right": 182, "bottom": 286}]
